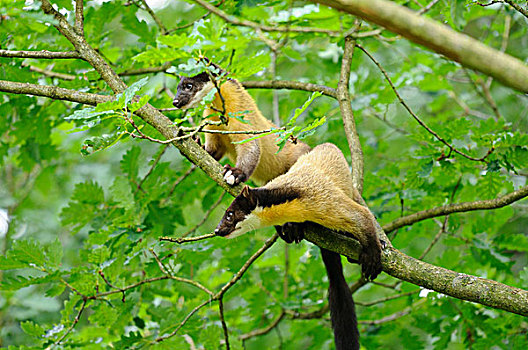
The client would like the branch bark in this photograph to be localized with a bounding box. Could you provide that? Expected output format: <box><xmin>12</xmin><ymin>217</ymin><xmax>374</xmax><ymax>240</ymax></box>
<box><xmin>303</xmin><ymin>225</ymin><xmax>528</xmax><ymax>317</ymax></box>
<box><xmin>0</xmin><ymin>80</ymin><xmax>110</xmax><ymax>105</ymax></box>
<box><xmin>383</xmin><ymin>185</ymin><xmax>528</xmax><ymax>233</ymax></box>
<box><xmin>337</xmin><ymin>35</ymin><xmax>363</xmax><ymax>193</ymax></box>
<box><xmin>311</xmin><ymin>0</ymin><xmax>528</xmax><ymax>93</ymax></box>
<box><xmin>242</xmin><ymin>80</ymin><xmax>337</xmax><ymax>99</ymax></box>
<box><xmin>0</xmin><ymin>50</ymin><xmax>81</xmax><ymax>59</ymax></box>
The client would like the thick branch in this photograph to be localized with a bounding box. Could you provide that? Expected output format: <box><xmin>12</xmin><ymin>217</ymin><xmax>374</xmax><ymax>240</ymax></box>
<box><xmin>337</xmin><ymin>35</ymin><xmax>363</xmax><ymax>193</ymax></box>
<box><xmin>242</xmin><ymin>80</ymin><xmax>337</xmax><ymax>98</ymax></box>
<box><xmin>74</xmin><ymin>0</ymin><xmax>84</xmax><ymax>35</ymax></box>
<box><xmin>303</xmin><ymin>226</ymin><xmax>528</xmax><ymax>316</ymax></box>
<box><xmin>383</xmin><ymin>185</ymin><xmax>528</xmax><ymax>233</ymax></box>
<box><xmin>0</xmin><ymin>80</ymin><xmax>110</xmax><ymax>105</ymax></box>
<box><xmin>0</xmin><ymin>50</ymin><xmax>80</xmax><ymax>59</ymax></box>
<box><xmin>311</xmin><ymin>0</ymin><xmax>528</xmax><ymax>93</ymax></box>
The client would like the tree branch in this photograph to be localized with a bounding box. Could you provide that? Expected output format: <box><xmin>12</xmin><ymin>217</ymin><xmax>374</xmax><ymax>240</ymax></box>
<box><xmin>383</xmin><ymin>185</ymin><xmax>528</xmax><ymax>233</ymax></box>
<box><xmin>338</xmin><ymin>34</ymin><xmax>363</xmax><ymax>193</ymax></box>
<box><xmin>0</xmin><ymin>80</ymin><xmax>110</xmax><ymax>105</ymax></box>
<box><xmin>242</xmin><ymin>80</ymin><xmax>337</xmax><ymax>99</ymax></box>
<box><xmin>303</xmin><ymin>226</ymin><xmax>528</xmax><ymax>316</ymax></box>
<box><xmin>0</xmin><ymin>49</ymin><xmax>81</xmax><ymax>59</ymax></box>
<box><xmin>311</xmin><ymin>0</ymin><xmax>528</xmax><ymax>93</ymax></box>
<box><xmin>74</xmin><ymin>0</ymin><xmax>84</xmax><ymax>35</ymax></box>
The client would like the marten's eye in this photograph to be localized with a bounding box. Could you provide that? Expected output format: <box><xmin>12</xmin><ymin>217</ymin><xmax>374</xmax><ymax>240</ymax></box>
<box><xmin>226</xmin><ymin>211</ymin><xmax>234</xmax><ymax>222</ymax></box>
<box><xmin>185</xmin><ymin>83</ymin><xmax>193</xmax><ymax>90</ymax></box>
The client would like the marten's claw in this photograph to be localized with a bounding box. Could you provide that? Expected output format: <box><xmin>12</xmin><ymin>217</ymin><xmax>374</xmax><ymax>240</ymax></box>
<box><xmin>276</xmin><ymin>222</ymin><xmax>305</xmax><ymax>244</ymax></box>
<box><xmin>359</xmin><ymin>246</ymin><xmax>382</xmax><ymax>281</ymax></box>
<box><xmin>223</xmin><ymin>164</ymin><xmax>247</xmax><ymax>185</ymax></box>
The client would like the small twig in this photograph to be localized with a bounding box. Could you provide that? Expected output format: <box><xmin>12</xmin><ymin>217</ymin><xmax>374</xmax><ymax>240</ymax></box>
<box><xmin>358</xmin><ymin>301</ymin><xmax>425</xmax><ymax>325</ymax></box>
<box><xmin>168</xmin><ymin>165</ymin><xmax>197</xmax><ymax>197</ymax></box>
<box><xmin>239</xmin><ymin>311</ymin><xmax>286</xmax><ymax>341</ymax></box>
<box><xmin>181</xmin><ymin>192</ymin><xmax>226</xmax><ymax>237</ymax></box>
<box><xmin>419</xmin><ymin>177</ymin><xmax>461</xmax><ymax>259</ymax></box>
<box><xmin>216</xmin><ymin>233</ymin><xmax>279</xmax><ymax>298</ymax></box>
<box><xmin>46</xmin><ymin>298</ymin><xmax>88</xmax><ymax>349</ymax></box>
<box><xmin>242</xmin><ymin>80</ymin><xmax>337</xmax><ymax>99</ymax></box>
<box><xmin>357</xmin><ymin>44</ymin><xmax>492</xmax><ymax>163</ymax></box>
<box><xmin>95</xmin><ymin>275</ymin><xmax>213</xmax><ymax>298</ymax></box>
<box><xmin>447</xmin><ymin>91</ymin><xmax>494</xmax><ymax>120</ymax></box>
<box><xmin>474</xmin><ymin>0</ymin><xmax>528</xmax><ymax>19</ymax></box>
<box><xmin>218</xmin><ymin>299</ymin><xmax>230</xmax><ymax>349</ymax></box>
<box><xmin>181</xmin><ymin>127</ymin><xmax>285</xmax><ymax>135</ymax></box>
<box><xmin>417</xmin><ymin>0</ymin><xmax>441</xmax><ymax>14</ymax></box>
<box><xmin>119</xmin><ymin>62</ymin><xmax>172</xmax><ymax>76</ymax></box>
<box><xmin>135</xmin><ymin>145</ymin><xmax>170</xmax><ymax>193</ymax></box>
<box><xmin>159</xmin><ymin>232</ymin><xmax>216</xmax><ymax>244</ymax></box>
<box><xmin>139</xmin><ymin>0</ymin><xmax>168</xmax><ymax>34</ymax></box>
<box><xmin>169</xmin><ymin>12</ymin><xmax>212</xmax><ymax>32</ymax></box>
<box><xmin>24</xmin><ymin>65</ymin><xmax>77</xmax><ymax>81</ymax></box>
<box><xmin>356</xmin><ymin>290</ymin><xmax>419</xmax><ymax>307</ymax></box>
<box><xmin>155</xmin><ymin>299</ymin><xmax>213</xmax><ymax>343</ymax></box>
<box><xmin>98</xmin><ymin>270</ymin><xmax>126</xmax><ymax>302</ymax></box>
<box><xmin>150</xmin><ymin>248</ymin><xmax>171</xmax><ymax>275</ymax></box>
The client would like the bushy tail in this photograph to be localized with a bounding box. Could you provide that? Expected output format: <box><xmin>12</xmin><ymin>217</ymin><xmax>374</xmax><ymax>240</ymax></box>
<box><xmin>320</xmin><ymin>248</ymin><xmax>359</xmax><ymax>350</ymax></box>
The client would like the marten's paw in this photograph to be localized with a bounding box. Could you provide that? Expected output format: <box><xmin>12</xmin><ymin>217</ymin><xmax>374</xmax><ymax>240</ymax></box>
<box><xmin>192</xmin><ymin>134</ymin><xmax>203</xmax><ymax>147</ymax></box>
<box><xmin>223</xmin><ymin>164</ymin><xmax>247</xmax><ymax>185</ymax></box>
<box><xmin>276</xmin><ymin>222</ymin><xmax>305</xmax><ymax>244</ymax></box>
<box><xmin>359</xmin><ymin>244</ymin><xmax>382</xmax><ymax>281</ymax></box>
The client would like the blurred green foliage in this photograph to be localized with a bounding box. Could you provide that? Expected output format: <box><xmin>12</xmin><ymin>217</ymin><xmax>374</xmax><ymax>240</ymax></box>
<box><xmin>0</xmin><ymin>0</ymin><xmax>527</xmax><ymax>349</ymax></box>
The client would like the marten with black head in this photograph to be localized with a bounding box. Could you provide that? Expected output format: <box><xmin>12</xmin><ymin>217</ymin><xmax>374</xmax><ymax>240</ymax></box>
<box><xmin>215</xmin><ymin>143</ymin><xmax>383</xmax><ymax>350</ymax></box>
<box><xmin>172</xmin><ymin>64</ymin><xmax>311</xmax><ymax>186</ymax></box>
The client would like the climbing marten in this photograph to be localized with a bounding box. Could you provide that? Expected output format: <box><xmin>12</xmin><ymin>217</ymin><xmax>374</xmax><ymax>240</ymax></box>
<box><xmin>172</xmin><ymin>66</ymin><xmax>311</xmax><ymax>186</ymax></box>
<box><xmin>215</xmin><ymin>143</ymin><xmax>383</xmax><ymax>350</ymax></box>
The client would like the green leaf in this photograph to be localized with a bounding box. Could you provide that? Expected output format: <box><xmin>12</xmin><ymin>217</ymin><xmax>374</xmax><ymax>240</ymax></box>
<box><xmin>110</xmin><ymin>176</ymin><xmax>135</xmax><ymax>210</ymax></box>
<box><xmin>20</xmin><ymin>321</ymin><xmax>44</xmax><ymax>337</ymax></box>
<box><xmin>9</xmin><ymin>240</ymin><xmax>46</xmax><ymax>269</ymax></box>
<box><xmin>121</xmin><ymin>146</ymin><xmax>142</xmax><ymax>180</ymax></box>
<box><xmin>286</xmin><ymin>91</ymin><xmax>323</xmax><ymax>127</ymax></box>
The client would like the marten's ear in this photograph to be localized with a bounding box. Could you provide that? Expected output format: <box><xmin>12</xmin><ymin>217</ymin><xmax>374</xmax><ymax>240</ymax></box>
<box><xmin>241</xmin><ymin>185</ymin><xmax>251</xmax><ymax>198</ymax></box>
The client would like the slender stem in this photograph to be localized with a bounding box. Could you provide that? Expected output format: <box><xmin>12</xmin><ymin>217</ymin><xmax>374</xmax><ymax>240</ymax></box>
<box><xmin>383</xmin><ymin>185</ymin><xmax>528</xmax><ymax>233</ymax></box>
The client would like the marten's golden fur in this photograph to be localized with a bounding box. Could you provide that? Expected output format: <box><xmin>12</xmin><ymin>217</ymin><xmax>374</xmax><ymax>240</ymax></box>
<box><xmin>174</xmin><ymin>74</ymin><xmax>310</xmax><ymax>185</ymax></box>
<box><xmin>215</xmin><ymin>143</ymin><xmax>382</xmax><ymax>280</ymax></box>
<box><xmin>204</xmin><ymin>80</ymin><xmax>310</xmax><ymax>185</ymax></box>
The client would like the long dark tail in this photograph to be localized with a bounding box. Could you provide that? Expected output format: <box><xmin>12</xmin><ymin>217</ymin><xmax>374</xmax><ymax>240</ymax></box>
<box><xmin>320</xmin><ymin>248</ymin><xmax>359</xmax><ymax>350</ymax></box>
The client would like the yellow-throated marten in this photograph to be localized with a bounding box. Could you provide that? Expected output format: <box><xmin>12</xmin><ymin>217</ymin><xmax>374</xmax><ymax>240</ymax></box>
<box><xmin>215</xmin><ymin>143</ymin><xmax>383</xmax><ymax>350</ymax></box>
<box><xmin>173</xmin><ymin>65</ymin><xmax>311</xmax><ymax>186</ymax></box>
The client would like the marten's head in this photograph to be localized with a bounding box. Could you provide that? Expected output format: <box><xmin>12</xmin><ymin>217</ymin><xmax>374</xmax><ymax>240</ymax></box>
<box><xmin>215</xmin><ymin>186</ymin><xmax>260</xmax><ymax>239</ymax></box>
<box><xmin>172</xmin><ymin>72</ymin><xmax>215</xmax><ymax>109</ymax></box>
<box><xmin>172</xmin><ymin>61</ymin><xmax>225</xmax><ymax>109</ymax></box>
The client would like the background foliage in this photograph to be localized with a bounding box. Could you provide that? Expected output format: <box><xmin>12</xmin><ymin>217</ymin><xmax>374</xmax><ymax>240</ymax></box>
<box><xmin>1</xmin><ymin>0</ymin><xmax>527</xmax><ymax>349</ymax></box>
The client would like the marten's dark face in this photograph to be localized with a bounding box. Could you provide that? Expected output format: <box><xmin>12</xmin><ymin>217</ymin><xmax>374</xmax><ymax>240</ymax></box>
<box><xmin>215</xmin><ymin>187</ymin><xmax>260</xmax><ymax>238</ymax></box>
<box><xmin>172</xmin><ymin>72</ymin><xmax>214</xmax><ymax>109</ymax></box>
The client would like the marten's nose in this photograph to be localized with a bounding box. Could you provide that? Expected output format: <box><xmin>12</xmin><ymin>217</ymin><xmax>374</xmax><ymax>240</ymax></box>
<box><xmin>172</xmin><ymin>98</ymin><xmax>181</xmax><ymax>108</ymax></box>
